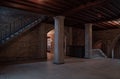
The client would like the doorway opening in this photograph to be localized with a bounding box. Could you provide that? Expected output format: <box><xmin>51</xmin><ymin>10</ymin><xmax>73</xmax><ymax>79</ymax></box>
<box><xmin>111</xmin><ymin>34</ymin><xmax>120</xmax><ymax>59</ymax></box>
<box><xmin>113</xmin><ymin>39</ymin><xmax>120</xmax><ymax>59</ymax></box>
<box><xmin>47</xmin><ymin>29</ymin><xmax>54</xmax><ymax>60</ymax></box>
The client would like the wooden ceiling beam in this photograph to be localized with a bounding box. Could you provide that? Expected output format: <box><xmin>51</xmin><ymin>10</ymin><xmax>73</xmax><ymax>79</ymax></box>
<box><xmin>77</xmin><ymin>11</ymin><xmax>98</xmax><ymax>22</ymax></box>
<box><xmin>110</xmin><ymin>21</ymin><xmax>120</xmax><ymax>28</ymax></box>
<box><xmin>63</xmin><ymin>0</ymin><xmax>107</xmax><ymax>16</ymax></box>
<box><xmin>97</xmin><ymin>23</ymin><xmax>109</xmax><ymax>27</ymax></box>
<box><xmin>73</xmin><ymin>14</ymin><xmax>95</xmax><ymax>22</ymax></box>
<box><xmin>66</xmin><ymin>17</ymin><xmax>86</xmax><ymax>23</ymax></box>
<box><xmin>98</xmin><ymin>22</ymin><xmax>119</xmax><ymax>29</ymax></box>
<box><xmin>101</xmin><ymin>6</ymin><xmax>116</xmax><ymax>17</ymax></box>
<box><xmin>79</xmin><ymin>8</ymin><xmax>109</xmax><ymax>23</ymax></box>
<box><xmin>54</xmin><ymin>0</ymin><xmax>73</xmax><ymax>7</ymax></box>
<box><xmin>93</xmin><ymin>16</ymin><xmax>120</xmax><ymax>24</ymax></box>
<box><xmin>76</xmin><ymin>8</ymin><xmax>112</xmax><ymax>24</ymax></box>
<box><xmin>23</xmin><ymin>0</ymin><xmax>68</xmax><ymax>11</ymax></box>
<box><xmin>93</xmin><ymin>24</ymin><xmax>107</xmax><ymax>29</ymax></box>
<box><xmin>5</xmin><ymin>0</ymin><xmax>62</xmax><ymax>13</ymax></box>
<box><xmin>109</xmin><ymin>1</ymin><xmax>120</xmax><ymax>14</ymax></box>
<box><xmin>26</xmin><ymin>0</ymin><xmax>71</xmax><ymax>9</ymax></box>
<box><xmin>93</xmin><ymin>8</ymin><xmax>111</xmax><ymax>19</ymax></box>
<box><xmin>107</xmin><ymin>21</ymin><xmax>116</xmax><ymax>26</ymax></box>
<box><xmin>68</xmin><ymin>15</ymin><xmax>93</xmax><ymax>23</ymax></box>
<box><xmin>102</xmin><ymin>22</ymin><xmax>113</xmax><ymax>26</ymax></box>
<box><xmin>0</xmin><ymin>1</ymin><xmax>55</xmax><ymax>16</ymax></box>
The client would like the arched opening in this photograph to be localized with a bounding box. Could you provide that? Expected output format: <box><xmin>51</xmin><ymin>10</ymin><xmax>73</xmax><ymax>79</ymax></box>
<box><xmin>114</xmin><ymin>39</ymin><xmax>120</xmax><ymax>59</ymax></box>
<box><xmin>47</xmin><ymin>29</ymin><xmax>54</xmax><ymax>60</ymax></box>
<box><xmin>46</xmin><ymin>29</ymin><xmax>68</xmax><ymax>61</ymax></box>
<box><xmin>111</xmin><ymin>34</ymin><xmax>120</xmax><ymax>59</ymax></box>
<box><xmin>93</xmin><ymin>40</ymin><xmax>106</xmax><ymax>53</ymax></box>
<box><xmin>93</xmin><ymin>40</ymin><xmax>103</xmax><ymax>49</ymax></box>
<box><xmin>92</xmin><ymin>40</ymin><xmax>107</xmax><ymax>58</ymax></box>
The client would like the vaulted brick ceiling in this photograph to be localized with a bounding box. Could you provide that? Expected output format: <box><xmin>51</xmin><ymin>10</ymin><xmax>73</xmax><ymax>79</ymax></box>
<box><xmin>0</xmin><ymin>0</ymin><xmax>120</xmax><ymax>30</ymax></box>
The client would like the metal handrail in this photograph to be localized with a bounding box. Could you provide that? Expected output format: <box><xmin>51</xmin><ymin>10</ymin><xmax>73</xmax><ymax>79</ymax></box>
<box><xmin>0</xmin><ymin>15</ymin><xmax>44</xmax><ymax>44</ymax></box>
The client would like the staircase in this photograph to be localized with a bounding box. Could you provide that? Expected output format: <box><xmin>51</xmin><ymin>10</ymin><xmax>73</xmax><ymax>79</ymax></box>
<box><xmin>0</xmin><ymin>15</ymin><xmax>46</xmax><ymax>45</ymax></box>
<box><xmin>92</xmin><ymin>49</ymin><xmax>107</xmax><ymax>59</ymax></box>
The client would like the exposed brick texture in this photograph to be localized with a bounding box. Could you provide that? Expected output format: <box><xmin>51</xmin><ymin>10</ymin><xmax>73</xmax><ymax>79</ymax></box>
<box><xmin>3</xmin><ymin>22</ymin><xmax>118</xmax><ymax>61</ymax></box>
<box><xmin>72</xmin><ymin>28</ymin><xmax>85</xmax><ymax>46</ymax></box>
<box><xmin>0</xmin><ymin>24</ymin><xmax>47</xmax><ymax>62</ymax></box>
<box><xmin>0</xmin><ymin>23</ymin><xmax>73</xmax><ymax>62</ymax></box>
<box><xmin>93</xmin><ymin>29</ymin><xmax>120</xmax><ymax>58</ymax></box>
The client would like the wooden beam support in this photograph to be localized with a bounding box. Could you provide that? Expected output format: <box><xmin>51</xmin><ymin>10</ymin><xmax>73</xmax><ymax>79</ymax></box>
<box><xmin>66</xmin><ymin>17</ymin><xmax>86</xmax><ymax>23</ymax></box>
<box><xmin>101</xmin><ymin>6</ymin><xmax>116</xmax><ymax>17</ymax></box>
<box><xmin>77</xmin><ymin>11</ymin><xmax>97</xmax><ymax>22</ymax></box>
<box><xmin>25</xmin><ymin>0</ymin><xmax>71</xmax><ymax>10</ymax></box>
<box><xmin>0</xmin><ymin>1</ymin><xmax>55</xmax><ymax>16</ymax></box>
<box><xmin>94</xmin><ymin>24</ymin><xmax>107</xmax><ymax>29</ymax></box>
<box><xmin>5</xmin><ymin>0</ymin><xmax>63</xmax><ymax>14</ymax></box>
<box><xmin>63</xmin><ymin>0</ymin><xmax>106</xmax><ymax>16</ymax></box>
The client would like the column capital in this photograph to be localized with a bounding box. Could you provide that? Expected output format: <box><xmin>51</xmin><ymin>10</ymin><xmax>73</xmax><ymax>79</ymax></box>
<box><xmin>53</xmin><ymin>16</ymin><xmax>65</xmax><ymax>20</ymax></box>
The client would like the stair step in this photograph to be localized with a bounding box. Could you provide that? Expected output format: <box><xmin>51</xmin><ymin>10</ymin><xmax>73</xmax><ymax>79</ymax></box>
<box><xmin>0</xmin><ymin>16</ymin><xmax>46</xmax><ymax>45</ymax></box>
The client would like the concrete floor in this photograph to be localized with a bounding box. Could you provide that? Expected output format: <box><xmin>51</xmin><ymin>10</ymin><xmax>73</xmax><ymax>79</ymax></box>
<box><xmin>0</xmin><ymin>58</ymin><xmax>120</xmax><ymax>79</ymax></box>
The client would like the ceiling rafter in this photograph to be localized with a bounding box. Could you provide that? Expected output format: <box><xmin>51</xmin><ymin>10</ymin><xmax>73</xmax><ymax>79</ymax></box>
<box><xmin>73</xmin><ymin>14</ymin><xmax>95</xmax><ymax>22</ymax></box>
<box><xmin>5</xmin><ymin>0</ymin><xmax>63</xmax><ymax>13</ymax></box>
<box><xmin>93</xmin><ymin>8</ymin><xmax>111</xmax><ymax>19</ymax></box>
<box><xmin>69</xmin><ymin>16</ymin><xmax>94</xmax><ymax>23</ymax></box>
<box><xmin>1</xmin><ymin>0</ymin><xmax>120</xmax><ymax>30</ymax></box>
<box><xmin>102</xmin><ymin>6</ymin><xmax>116</xmax><ymax>17</ymax></box>
<box><xmin>0</xmin><ymin>1</ymin><xmax>55</xmax><ymax>16</ymax></box>
<box><xmin>94</xmin><ymin>24</ymin><xmax>107</xmax><ymax>29</ymax></box>
<box><xmin>77</xmin><ymin>11</ymin><xmax>99</xmax><ymax>22</ymax></box>
<box><xmin>67</xmin><ymin>17</ymin><xmax>86</xmax><ymax>23</ymax></box>
<box><xmin>63</xmin><ymin>0</ymin><xmax>107</xmax><ymax>16</ymax></box>
<box><xmin>25</xmin><ymin>0</ymin><xmax>71</xmax><ymax>10</ymax></box>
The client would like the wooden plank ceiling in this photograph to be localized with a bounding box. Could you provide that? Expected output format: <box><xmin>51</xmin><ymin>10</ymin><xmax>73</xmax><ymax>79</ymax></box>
<box><xmin>0</xmin><ymin>0</ymin><xmax>120</xmax><ymax>30</ymax></box>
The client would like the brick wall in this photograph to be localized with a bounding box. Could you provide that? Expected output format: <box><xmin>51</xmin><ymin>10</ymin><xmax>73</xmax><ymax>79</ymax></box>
<box><xmin>70</xmin><ymin>27</ymin><xmax>120</xmax><ymax>58</ymax></box>
<box><xmin>0</xmin><ymin>23</ymin><xmax>47</xmax><ymax>62</ymax></box>
<box><xmin>72</xmin><ymin>28</ymin><xmax>85</xmax><ymax>46</ymax></box>
<box><xmin>0</xmin><ymin>23</ymin><xmax>74</xmax><ymax>62</ymax></box>
<box><xmin>93</xmin><ymin>29</ymin><xmax>120</xmax><ymax>41</ymax></box>
<box><xmin>93</xmin><ymin>28</ymin><xmax>120</xmax><ymax>57</ymax></box>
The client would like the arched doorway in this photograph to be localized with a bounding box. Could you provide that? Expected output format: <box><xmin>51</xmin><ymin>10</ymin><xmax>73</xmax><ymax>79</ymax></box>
<box><xmin>47</xmin><ymin>29</ymin><xmax>54</xmax><ymax>60</ymax></box>
<box><xmin>114</xmin><ymin>39</ymin><xmax>120</xmax><ymax>59</ymax></box>
<box><xmin>93</xmin><ymin>40</ymin><xmax>106</xmax><ymax>53</ymax></box>
<box><xmin>46</xmin><ymin>29</ymin><xmax>67</xmax><ymax>60</ymax></box>
<box><xmin>111</xmin><ymin>34</ymin><xmax>120</xmax><ymax>59</ymax></box>
<box><xmin>93</xmin><ymin>40</ymin><xmax>103</xmax><ymax>49</ymax></box>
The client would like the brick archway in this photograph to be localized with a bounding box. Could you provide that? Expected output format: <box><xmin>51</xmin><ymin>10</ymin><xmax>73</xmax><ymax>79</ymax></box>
<box><xmin>93</xmin><ymin>40</ymin><xmax>103</xmax><ymax>49</ymax></box>
<box><xmin>93</xmin><ymin>40</ymin><xmax>106</xmax><ymax>52</ymax></box>
<box><xmin>46</xmin><ymin>25</ymin><xmax>54</xmax><ymax>33</ymax></box>
<box><xmin>111</xmin><ymin>34</ymin><xmax>120</xmax><ymax>59</ymax></box>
